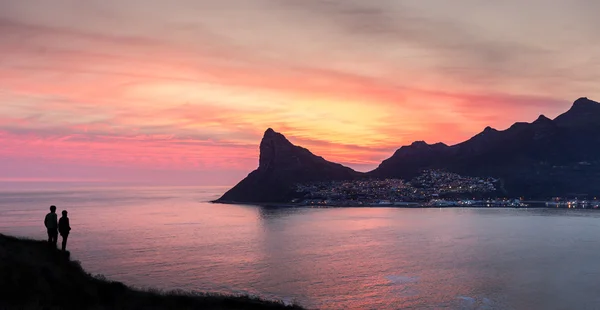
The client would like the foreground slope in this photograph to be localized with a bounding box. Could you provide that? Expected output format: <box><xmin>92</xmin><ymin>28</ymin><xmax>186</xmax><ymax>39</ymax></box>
<box><xmin>217</xmin><ymin>128</ymin><xmax>361</xmax><ymax>203</ymax></box>
<box><xmin>0</xmin><ymin>234</ymin><xmax>303</xmax><ymax>310</ymax></box>
<box><xmin>371</xmin><ymin>97</ymin><xmax>600</xmax><ymax>198</ymax></box>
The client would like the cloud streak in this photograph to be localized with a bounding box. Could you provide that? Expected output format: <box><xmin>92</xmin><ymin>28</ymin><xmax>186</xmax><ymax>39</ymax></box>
<box><xmin>0</xmin><ymin>0</ymin><xmax>599</xmax><ymax>183</ymax></box>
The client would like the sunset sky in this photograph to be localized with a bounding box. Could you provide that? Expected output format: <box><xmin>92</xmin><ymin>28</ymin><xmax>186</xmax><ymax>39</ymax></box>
<box><xmin>1</xmin><ymin>0</ymin><xmax>600</xmax><ymax>185</ymax></box>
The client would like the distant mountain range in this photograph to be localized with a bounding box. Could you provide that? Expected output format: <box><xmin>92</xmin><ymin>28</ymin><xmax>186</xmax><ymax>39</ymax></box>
<box><xmin>216</xmin><ymin>97</ymin><xmax>600</xmax><ymax>203</ymax></box>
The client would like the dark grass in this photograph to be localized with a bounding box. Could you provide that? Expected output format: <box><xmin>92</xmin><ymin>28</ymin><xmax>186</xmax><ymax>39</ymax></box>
<box><xmin>0</xmin><ymin>233</ymin><xmax>306</xmax><ymax>310</ymax></box>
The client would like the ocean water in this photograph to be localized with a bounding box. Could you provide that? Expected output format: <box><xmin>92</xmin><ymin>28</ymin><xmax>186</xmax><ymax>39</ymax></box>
<box><xmin>1</xmin><ymin>186</ymin><xmax>600</xmax><ymax>309</ymax></box>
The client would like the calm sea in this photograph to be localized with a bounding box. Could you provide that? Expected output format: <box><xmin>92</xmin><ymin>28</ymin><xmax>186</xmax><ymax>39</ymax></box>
<box><xmin>1</xmin><ymin>186</ymin><xmax>600</xmax><ymax>309</ymax></box>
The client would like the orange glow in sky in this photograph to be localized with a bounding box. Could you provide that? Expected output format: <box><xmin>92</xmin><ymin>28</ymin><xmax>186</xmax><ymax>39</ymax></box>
<box><xmin>1</xmin><ymin>1</ymin><xmax>599</xmax><ymax>185</ymax></box>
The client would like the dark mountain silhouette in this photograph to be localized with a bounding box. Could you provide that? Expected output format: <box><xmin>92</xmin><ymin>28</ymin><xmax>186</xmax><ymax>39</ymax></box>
<box><xmin>218</xmin><ymin>98</ymin><xmax>600</xmax><ymax>202</ymax></box>
<box><xmin>554</xmin><ymin>97</ymin><xmax>600</xmax><ymax>128</ymax></box>
<box><xmin>371</xmin><ymin>97</ymin><xmax>600</xmax><ymax>198</ymax></box>
<box><xmin>216</xmin><ymin>128</ymin><xmax>361</xmax><ymax>203</ymax></box>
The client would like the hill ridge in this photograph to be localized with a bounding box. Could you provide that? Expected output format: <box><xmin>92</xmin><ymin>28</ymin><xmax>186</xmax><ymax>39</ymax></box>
<box><xmin>218</xmin><ymin>97</ymin><xmax>600</xmax><ymax>201</ymax></box>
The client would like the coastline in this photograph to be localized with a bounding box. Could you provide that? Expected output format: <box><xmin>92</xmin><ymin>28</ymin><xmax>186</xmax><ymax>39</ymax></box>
<box><xmin>212</xmin><ymin>200</ymin><xmax>544</xmax><ymax>209</ymax></box>
<box><xmin>0</xmin><ymin>233</ymin><xmax>304</xmax><ymax>310</ymax></box>
<box><xmin>213</xmin><ymin>199</ymin><xmax>599</xmax><ymax>209</ymax></box>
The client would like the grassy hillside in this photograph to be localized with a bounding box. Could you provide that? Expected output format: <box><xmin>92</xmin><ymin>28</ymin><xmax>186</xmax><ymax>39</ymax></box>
<box><xmin>0</xmin><ymin>233</ymin><xmax>305</xmax><ymax>310</ymax></box>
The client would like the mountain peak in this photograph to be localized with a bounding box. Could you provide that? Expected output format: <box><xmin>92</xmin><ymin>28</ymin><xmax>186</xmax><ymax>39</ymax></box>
<box><xmin>259</xmin><ymin>128</ymin><xmax>294</xmax><ymax>169</ymax></box>
<box><xmin>572</xmin><ymin>97</ymin><xmax>599</xmax><ymax>107</ymax></box>
<box><xmin>405</xmin><ymin>141</ymin><xmax>449</xmax><ymax>150</ymax></box>
<box><xmin>535</xmin><ymin>114</ymin><xmax>550</xmax><ymax>122</ymax></box>
<box><xmin>218</xmin><ymin>128</ymin><xmax>359</xmax><ymax>203</ymax></box>
<box><xmin>532</xmin><ymin>115</ymin><xmax>555</xmax><ymax>127</ymax></box>
<box><xmin>263</xmin><ymin>128</ymin><xmax>285</xmax><ymax>140</ymax></box>
<box><xmin>410</xmin><ymin>141</ymin><xmax>429</xmax><ymax>147</ymax></box>
<box><xmin>531</xmin><ymin>115</ymin><xmax>555</xmax><ymax>132</ymax></box>
<box><xmin>554</xmin><ymin>97</ymin><xmax>600</xmax><ymax>128</ymax></box>
<box><xmin>261</xmin><ymin>128</ymin><xmax>292</xmax><ymax>144</ymax></box>
<box><xmin>483</xmin><ymin>126</ymin><xmax>498</xmax><ymax>133</ymax></box>
<box><xmin>569</xmin><ymin>97</ymin><xmax>600</xmax><ymax>112</ymax></box>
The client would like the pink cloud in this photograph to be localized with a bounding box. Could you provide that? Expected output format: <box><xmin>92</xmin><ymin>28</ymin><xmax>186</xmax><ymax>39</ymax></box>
<box><xmin>0</xmin><ymin>4</ymin><xmax>596</xmax><ymax>184</ymax></box>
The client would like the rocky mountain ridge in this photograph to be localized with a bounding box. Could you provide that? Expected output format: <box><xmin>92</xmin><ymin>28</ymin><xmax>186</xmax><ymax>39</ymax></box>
<box><xmin>217</xmin><ymin>128</ymin><xmax>360</xmax><ymax>203</ymax></box>
<box><xmin>217</xmin><ymin>97</ymin><xmax>600</xmax><ymax>202</ymax></box>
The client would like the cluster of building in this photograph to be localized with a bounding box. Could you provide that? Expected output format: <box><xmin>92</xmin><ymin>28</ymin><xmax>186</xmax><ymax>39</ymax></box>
<box><xmin>293</xmin><ymin>170</ymin><xmax>499</xmax><ymax>206</ymax></box>
<box><xmin>412</xmin><ymin>170</ymin><xmax>498</xmax><ymax>196</ymax></box>
<box><xmin>545</xmin><ymin>199</ymin><xmax>600</xmax><ymax>209</ymax></box>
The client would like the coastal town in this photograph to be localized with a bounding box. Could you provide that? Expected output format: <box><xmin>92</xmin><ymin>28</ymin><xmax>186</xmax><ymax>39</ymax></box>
<box><xmin>293</xmin><ymin>169</ymin><xmax>600</xmax><ymax>208</ymax></box>
<box><xmin>293</xmin><ymin>169</ymin><xmax>502</xmax><ymax>206</ymax></box>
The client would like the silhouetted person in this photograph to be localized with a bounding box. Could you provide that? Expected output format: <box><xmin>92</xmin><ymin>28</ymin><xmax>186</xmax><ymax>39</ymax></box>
<box><xmin>58</xmin><ymin>210</ymin><xmax>71</xmax><ymax>251</ymax></box>
<box><xmin>44</xmin><ymin>205</ymin><xmax>58</xmax><ymax>247</ymax></box>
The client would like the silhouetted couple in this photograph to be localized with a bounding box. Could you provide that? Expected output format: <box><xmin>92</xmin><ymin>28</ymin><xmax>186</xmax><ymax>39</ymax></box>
<box><xmin>44</xmin><ymin>205</ymin><xmax>71</xmax><ymax>251</ymax></box>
